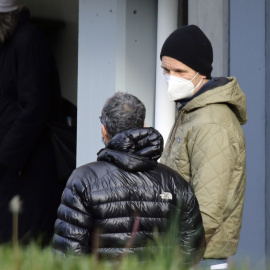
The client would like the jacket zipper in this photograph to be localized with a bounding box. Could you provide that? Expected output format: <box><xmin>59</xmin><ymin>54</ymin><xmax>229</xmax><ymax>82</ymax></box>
<box><xmin>167</xmin><ymin>109</ymin><xmax>185</xmax><ymax>157</ymax></box>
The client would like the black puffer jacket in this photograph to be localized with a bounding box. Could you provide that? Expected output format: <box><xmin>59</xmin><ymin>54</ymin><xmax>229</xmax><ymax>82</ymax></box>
<box><xmin>53</xmin><ymin>128</ymin><xmax>205</xmax><ymax>261</ymax></box>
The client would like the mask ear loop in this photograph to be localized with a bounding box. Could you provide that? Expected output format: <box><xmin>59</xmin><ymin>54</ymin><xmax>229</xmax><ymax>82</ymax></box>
<box><xmin>190</xmin><ymin>72</ymin><xmax>199</xmax><ymax>81</ymax></box>
<box><xmin>194</xmin><ymin>77</ymin><xmax>204</xmax><ymax>91</ymax></box>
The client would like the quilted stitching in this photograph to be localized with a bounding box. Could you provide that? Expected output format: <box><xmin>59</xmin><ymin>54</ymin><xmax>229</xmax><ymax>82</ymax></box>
<box><xmin>161</xmin><ymin>77</ymin><xmax>246</xmax><ymax>258</ymax></box>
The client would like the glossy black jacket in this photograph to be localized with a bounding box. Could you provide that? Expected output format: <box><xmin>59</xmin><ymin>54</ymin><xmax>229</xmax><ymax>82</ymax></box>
<box><xmin>53</xmin><ymin>127</ymin><xmax>205</xmax><ymax>261</ymax></box>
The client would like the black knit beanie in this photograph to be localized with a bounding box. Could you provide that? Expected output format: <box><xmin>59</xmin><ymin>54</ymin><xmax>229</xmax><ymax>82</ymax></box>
<box><xmin>160</xmin><ymin>25</ymin><xmax>213</xmax><ymax>78</ymax></box>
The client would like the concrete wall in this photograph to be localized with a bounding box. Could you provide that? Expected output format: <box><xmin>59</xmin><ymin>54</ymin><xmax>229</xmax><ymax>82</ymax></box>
<box><xmin>125</xmin><ymin>1</ymin><xmax>157</xmax><ymax>128</ymax></box>
<box><xmin>188</xmin><ymin>0</ymin><xmax>229</xmax><ymax>77</ymax></box>
<box><xmin>77</xmin><ymin>0</ymin><xmax>120</xmax><ymax>167</ymax></box>
<box><xmin>77</xmin><ymin>0</ymin><xmax>157</xmax><ymax>167</ymax></box>
<box><xmin>19</xmin><ymin>0</ymin><xmax>78</xmax><ymax>105</ymax></box>
<box><xmin>154</xmin><ymin>0</ymin><xmax>178</xmax><ymax>145</ymax></box>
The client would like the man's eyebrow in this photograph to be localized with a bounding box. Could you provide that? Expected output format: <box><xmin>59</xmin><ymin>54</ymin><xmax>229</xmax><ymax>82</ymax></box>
<box><xmin>161</xmin><ymin>65</ymin><xmax>186</xmax><ymax>73</ymax></box>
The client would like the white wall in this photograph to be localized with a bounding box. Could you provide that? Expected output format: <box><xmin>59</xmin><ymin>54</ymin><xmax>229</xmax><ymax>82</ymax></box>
<box><xmin>77</xmin><ymin>0</ymin><xmax>157</xmax><ymax>167</ymax></box>
<box><xmin>77</xmin><ymin>0</ymin><xmax>120</xmax><ymax>167</ymax></box>
<box><xmin>154</xmin><ymin>0</ymin><xmax>178</xmax><ymax>144</ymax></box>
<box><xmin>19</xmin><ymin>0</ymin><xmax>78</xmax><ymax>105</ymax></box>
<box><xmin>125</xmin><ymin>0</ymin><xmax>157</xmax><ymax>128</ymax></box>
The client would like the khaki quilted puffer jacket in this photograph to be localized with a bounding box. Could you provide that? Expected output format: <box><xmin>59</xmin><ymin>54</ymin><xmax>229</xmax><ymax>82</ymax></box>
<box><xmin>160</xmin><ymin>77</ymin><xmax>247</xmax><ymax>259</ymax></box>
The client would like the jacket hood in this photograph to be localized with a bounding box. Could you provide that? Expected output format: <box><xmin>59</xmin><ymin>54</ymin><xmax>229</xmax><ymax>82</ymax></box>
<box><xmin>184</xmin><ymin>77</ymin><xmax>247</xmax><ymax>125</ymax></box>
<box><xmin>97</xmin><ymin>127</ymin><xmax>163</xmax><ymax>172</ymax></box>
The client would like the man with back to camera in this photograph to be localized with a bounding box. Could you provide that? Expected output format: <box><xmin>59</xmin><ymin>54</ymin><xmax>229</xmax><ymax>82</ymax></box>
<box><xmin>53</xmin><ymin>92</ymin><xmax>206</xmax><ymax>266</ymax></box>
<box><xmin>159</xmin><ymin>25</ymin><xmax>248</xmax><ymax>269</ymax></box>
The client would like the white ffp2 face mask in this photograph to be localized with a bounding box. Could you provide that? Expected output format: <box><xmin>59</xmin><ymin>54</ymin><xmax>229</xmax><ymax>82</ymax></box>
<box><xmin>165</xmin><ymin>73</ymin><xmax>203</xmax><ymax>101</ymax></box>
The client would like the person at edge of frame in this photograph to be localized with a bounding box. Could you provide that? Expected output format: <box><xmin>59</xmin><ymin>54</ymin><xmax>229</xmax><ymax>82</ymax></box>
<box><xmin>159</xmin><ymin>25</ymin><xmax>247</xmax><ymax>270</ymax></box>
<box><xmin>0</xmin><ymin>0</ymin><xmax>66</xmax><ymax>245</ymax></box>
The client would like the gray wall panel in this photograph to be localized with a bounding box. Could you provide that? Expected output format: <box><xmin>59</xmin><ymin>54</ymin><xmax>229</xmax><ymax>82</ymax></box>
<box><xmin>230</xmin><ymin>0</ymin><xmax>266</xmax><ymax>267</ymax></box>
<box><xmin>265</xmin><ymin>0</ymin><xmax>270</xmax><ymax>263</ymax></box>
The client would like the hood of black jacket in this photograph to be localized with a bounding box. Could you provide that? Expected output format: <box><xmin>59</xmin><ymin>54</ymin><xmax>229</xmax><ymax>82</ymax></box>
<box><xmin>97</xmin><ymin>127</ymin><xmax>164</xmax><ymax>172</ymax></box>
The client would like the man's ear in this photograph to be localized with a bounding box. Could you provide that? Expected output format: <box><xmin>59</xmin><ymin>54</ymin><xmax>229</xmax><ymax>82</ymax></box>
<box><xmin>102</xmin><ymin>125</ymin><xmax>110</xmax><ymax>143</ymax></box>
<box><xmin>102</xmin><ymin>124</ymin><xmax>107</xmax><ymax>139</ymax></box>
<box><xmin>144</xmin><ymin>122</ymin><xmax>146</xmax><ymax>127</ymax></box>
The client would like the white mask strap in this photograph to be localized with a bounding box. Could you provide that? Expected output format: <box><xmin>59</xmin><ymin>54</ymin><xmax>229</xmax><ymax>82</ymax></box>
<box><xmin>190</xmin><ymin>72</ymin><xmax>199</xmax><ymax>82</ymax></box>
<box><xmin>194</xmin><ymin>77</ymin><xmax>204</xmax><ymax>91</ymax></box>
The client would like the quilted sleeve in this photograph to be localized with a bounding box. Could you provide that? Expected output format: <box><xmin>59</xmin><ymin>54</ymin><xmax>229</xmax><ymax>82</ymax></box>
<box><xmin>53</xmin><ymin>172</ymin><xmax>93</xmax><ymax>255</ymax></box>
<box><xmin>188</xmin><ymin>123</ymin><xmax>235</xmax><ymax>245</ymax></box>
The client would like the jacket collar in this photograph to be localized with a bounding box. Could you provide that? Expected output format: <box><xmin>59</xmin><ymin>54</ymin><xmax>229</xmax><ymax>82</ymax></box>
<box><xmin>97</xmin><ymin>127</ymin><xmax>163</xmax><ymax>172</ymax></box>
<box><xmin>177</xmin><ymin>77</ymin><xmax>247</xmax><ymax>125</ymax></box>
<box><xmin>176</xmin><ymin>77</ymin><xmax>215</xmax><ymax>110</ymax></box>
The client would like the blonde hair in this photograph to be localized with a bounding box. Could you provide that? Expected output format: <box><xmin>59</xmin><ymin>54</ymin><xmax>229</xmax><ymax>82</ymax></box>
<box><xmin>0</xmin><ymin>5</ymin><xmax>26</xmax><ymax>43</ymax></box>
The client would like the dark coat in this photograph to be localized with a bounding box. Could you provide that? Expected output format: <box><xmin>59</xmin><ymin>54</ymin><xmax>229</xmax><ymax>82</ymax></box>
<box><xmin>53</xmin><ymin>128</ymin><xmax>205</xmax><ymax>263</ymax></box>
<box><xmin>0</xmin><ymin>8</ymin><xmax>65</xmax><ymax>244</ymax></box>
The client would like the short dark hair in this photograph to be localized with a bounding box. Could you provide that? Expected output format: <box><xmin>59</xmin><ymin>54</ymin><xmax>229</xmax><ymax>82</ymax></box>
<box><xmin>100</xmin><ymin>92</ymin><xmax>146</xmax><ymax>138</ymax></box>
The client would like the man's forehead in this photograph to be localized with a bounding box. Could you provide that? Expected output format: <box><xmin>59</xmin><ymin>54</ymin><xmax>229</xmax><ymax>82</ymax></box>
<box><xmin>161</xmin><ymin>56</ymin><xmax>190</xmax><ymax>71</ymax></box>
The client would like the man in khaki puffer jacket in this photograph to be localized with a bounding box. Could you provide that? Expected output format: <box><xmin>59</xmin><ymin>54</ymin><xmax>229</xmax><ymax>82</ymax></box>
<box><xmin>159</xmin><ymin>25</ymin><xmax>247</xmax><ymax>269</ymax></box>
